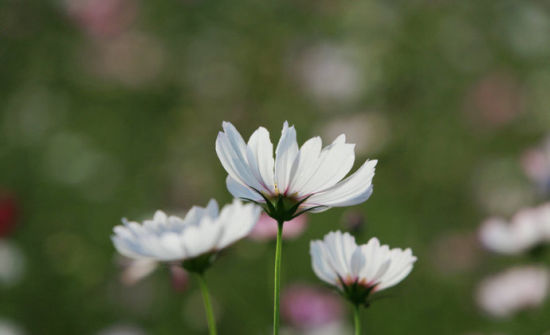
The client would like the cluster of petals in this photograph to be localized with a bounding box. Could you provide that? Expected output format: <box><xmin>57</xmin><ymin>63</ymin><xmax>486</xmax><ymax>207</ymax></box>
<box><xmin>476</xmin><ymin>266</ymin><xmax>550</xmax><ymax>318</ymax></box>
<box><xmin>112</xmin><ymin>199</ymin><xmax>260</xmax><ymax>262</ymax></box>
<box><xmin>479</xmin><ymin>203</ymin><xmax>550</xmax><ymax>255</ymax></box>
<box><xmin>310</xmin><ymin>231</ymin><xmax>416</xmax><ymax>293</ymax></box>
<box><xmin>215</xmin><ymin>121</ymin><xmax>377</xmax><ymax>213</ymax></box>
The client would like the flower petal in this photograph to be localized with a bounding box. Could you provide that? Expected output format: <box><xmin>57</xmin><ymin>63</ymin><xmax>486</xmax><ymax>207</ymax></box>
<box><xmin>275</xmin><ymin>121</ymin><xmax>299</xmax><ymax>195</ymax></box>
<box><xmin>247</xmin><ymin>127</ymin><xmax>276</xmax><ymax>194</ymax></box>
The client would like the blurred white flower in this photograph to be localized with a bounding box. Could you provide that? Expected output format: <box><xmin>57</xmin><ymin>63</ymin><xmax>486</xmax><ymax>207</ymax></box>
<box><xmin>97</xmin><ymin>323</ymin><xmax>146</xmax><ymax>335</ymax></box>
<box><xmin>216</xmin><ymin>121</ymin><xmax>377</xmax><ymax>218</ymax></box>
<box><xmin>112</xmin><ymin>199</ymin><xmax>260</xmax><ymax>264</ymax></box>
<box><xmin>295</xmin><ymin>44</ymin><xmax>363</xmax><ymax>104</ymax></box>
<box><xmin>476</xmin><ymin>266</ymin><xmax>549</xmax><ymax>318</ymax></box>
<box><xmin>310</xmin><ymin>231</ymin><xmax>416</xmax><ymax>304</ymax></box>
<box><xmin>119</xmin><ymin>258</ymin><xmax>158</xmax><ymax>286</ymax></box>
<box><xmin>319</xmin><ymin>113</ymin><xmax>391</xmax><ymax>156</ymax></box>
<box><xmin>0</xmin><ymin>318</ymin><xmax>24</xmax><ymax>335</ymax></box>
<box><xmin>479</xmin><ymin>203</ymin><xmax>550</xmax><ymax>255</ymax></box>
<box><xmin>0</xmin><ymin>240</ymin><xmax>25</xmax><ymax>287</ymax></box>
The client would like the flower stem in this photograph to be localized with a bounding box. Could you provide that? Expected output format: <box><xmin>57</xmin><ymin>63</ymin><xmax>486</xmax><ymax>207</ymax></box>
<box><xmin>354</xmin><ymin>303</ymin><xmax>361</xmax><ymax>335</ymax></box>
<box><xmin>273</xmin><ymin>220</ymin><xmax>284</xmax><ymax>335</ymax></box>
<box><xmin>197</xmin><ymin>273</ymin><xmax>217</xmax><ymax>335</ymax></box>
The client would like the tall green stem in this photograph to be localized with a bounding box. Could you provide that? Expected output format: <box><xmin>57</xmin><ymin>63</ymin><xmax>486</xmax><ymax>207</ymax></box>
<box><xmin>273</xmin><ymin>220</ymin><xmax>284</xmax><ymax>335</ymax></box>
<box><xmin>197</xmin><ymin>273</ymin><xmax>217</xmax><ymax>335</ymax></box>
<box><xmin>353</xmin><ymin>304</ymin><xmax>361</xmax><ymax>335</ymax></box>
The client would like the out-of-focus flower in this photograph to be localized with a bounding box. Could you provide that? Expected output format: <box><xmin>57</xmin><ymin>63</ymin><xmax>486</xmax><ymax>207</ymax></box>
<box><xmin>0</xmin><ymin>193</ymin><xmax>18</xmax><ymax>238</ymax></box>
<box><xmin>463</xmin><ymin>72</ymin><xmax>524</xmax><ymax>129</ymax></box>
<box><xmin>81</xmin><ymin>32</ymin><xmax>165</xmax><ymax>88</ymax></box>
<box><xmin>64</xmin><ymin>0</ymin><xmax>138</xmax><ymax>38</ymax></box>
<box><xmin>504</xmin><ymin>3</ymin><xmax>550</xmax><ymax>58</ymax></box>
<box><xmin>96</xmin><ymin>323</ymin><xmax>146</xmax><ymax>335</ymax></box>
<box><xmin>476</xmin><ymin>266</ymin><xmax>549</xmax><ymax>318</ymax></box>
<box><xmin>0</xmin><ymin>240</ymin><xmax>25</xmax><ymax>287</ymax></box>
<box><xmin>473</xmin><ymin>158</ymin><xmax>534</xmax><ymax>216</ymax></box>
<box><xmin>112</xmin><ymin>199</ymin><xmax>260</xmax><ymax>269</ymax></box>
<box><xmin>319</xmin><ymin>113</ymin><xmax>391</xmax><ymax>156</ymax></box>
<box><xmin>479</xmin><ymin>203</ymin><xmax>550</xmax><ymax>255</ymax></box>
<box><xmin>431</xmin><ymin>232</ymin><xmax>481</xmax><ymax>274</ymax></box>
<box><xmin>310</xmin><ymin>231</ymin><xmax>416</xmax><ymax>305</ymax></box>
<box><xmin>249</xmin><ymin>213</ymin><xmax>307</xmax><ymax>241</ymax></box>
<box><xmin>119</xmin><ymin>258</ymin><xmax>158</xmax><ymax>286</ymax></box>
<box><xmin>522</xmin><ymin>136</ymin><xmax>550</xmax><ymax>195</ymax></box>
<box><xmin>170</xmin><ymin>264</ymin><xmax>189</xmax><ymax>292</ymax></box>
<box><xmin>292</xmin><ymin>44</ymin><xmax>364</xmax><ymax>105</ymax></box>
<box><xmin>0</xmin><ymin>318</ymin><xmax>24</xmax><ymax>335</ymax></box>
<box><xmin>215</xmin><ymin>121</ymin><xmax>377</xmax><ymax>219</ymax></box>
<box><xmin>341</xmin><ymin>210</ymin><xmax>365</xmax><ymax>234</ymax></box>
<box><xmin>281</xmin><ymin>284</ymin><xmax>344</xmax><ymax>330</ymax></box>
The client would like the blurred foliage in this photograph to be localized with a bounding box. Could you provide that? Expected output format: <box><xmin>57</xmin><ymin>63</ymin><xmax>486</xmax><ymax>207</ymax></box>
<box><xmin>2</xmin><ymin>0</ymin><xmax>550</xmax><ymax>334</ymax></box>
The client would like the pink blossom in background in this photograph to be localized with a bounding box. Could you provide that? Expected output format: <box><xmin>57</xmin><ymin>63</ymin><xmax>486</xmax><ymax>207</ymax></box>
<box><xmin>476</xmin><ymin>266</ymin><xmax>549</xmax><ymax>318</ymax></box>
<box><xmin>65</xmin><ymin>0</ymin><xmax>138</xmax><ymax>38</ymax></box>
<box><xmin>248</xmin><ymin>213</ymin><xmax>307</xmax><ymax>241</ymax></box>
<box><xmin>0</xmin><ymin>193</ymin><xmax>18</xmax><ymax>238</ymax></box>
<box><xmin>521</xmin><ymin>136</ymin><xmax>550</xmax><ymax>195</ymax></box>
<box><xmin>170</xmin><ymin>264</ymin><xmax>189</xmax><ymax>292</ymax></box>
<box><xmin>464</xmin><ymin>72</ymin><xmax>524</xmax><ymax>129</ymax></box>
<box><xmin>81</xmin><ymin>32</ymin><xmax>166</xmax><ymax>87</ymax></box>
<box><xmin>119</xmin><ymin>257</ymin><xmax>157</xmax><ymax>286</ymax></box>
<box><xmin>281</xmin><ymin>284</ymin><xmax>344</xmax><ymax>330</ymax></box>
<box><xmin>479</xmin><ymin>203</ymin><xmax>550</xmax><ymax>255</ymax></box>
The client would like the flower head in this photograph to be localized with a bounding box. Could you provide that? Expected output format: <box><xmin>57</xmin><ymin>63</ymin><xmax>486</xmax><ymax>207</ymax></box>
<box><xmin>112</xmin><ymin>199</ymin><xmax>260</xmax><ymax>272</ymax></box>
<box><xmin>215</xmin><ymin>121</ymin><xmax>377</xmax><ymax>220</ymax></box>
<box><xmin>476</xmin><ymin>266</ymin><xmax>549</xmax><ymax>318</ymax></box>
<box><xmin>479</xmin><ymin>203</ymin><xmax>550</xmax><ymax>255</ymax></box>
<box><xmin>310</xmin><ymin>231</ymin><xmax>416</xmax><ymax>306</ymax></box>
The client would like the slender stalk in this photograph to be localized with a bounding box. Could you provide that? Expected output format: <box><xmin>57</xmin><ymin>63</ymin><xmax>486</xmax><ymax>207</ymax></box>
<box><xmin>353</xmin><ymin>304</ymin><xmax>361</xmax><ymax>335</ymax></box>
<box><xmin>273</xmin><ymin>220</ymin><xmax>284</xmax><ymax>335</ymax></box>
<box><xmin>197</xmin><ymin>273</ymin><xmax>217</xmax><ymax>335</ymax></box>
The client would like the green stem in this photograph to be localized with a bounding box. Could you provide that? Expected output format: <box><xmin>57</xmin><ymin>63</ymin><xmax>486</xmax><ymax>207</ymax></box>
<box><xmin>354</xmin><ymin>304</ymin><xmax>361</xmax><ymax>335</ymax></box>
<box><xmin>273</xmin><ymin>220</ymin><xmax>284</xmax><ymax>335</ymax></box>
<box><xmin>197</xmin><ymin>273</ymin><xmax>217</xmax><ymax>335</ymax></box>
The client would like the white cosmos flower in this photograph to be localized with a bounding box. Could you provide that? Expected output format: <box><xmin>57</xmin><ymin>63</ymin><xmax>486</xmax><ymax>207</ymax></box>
<box><xmin>479</xmin><ymin>203</ymin><xmax>550</xmax><ymax>255</ymax></box>
<box><xmin>310</xmin><ymin>231</ymin><xmax>416</xmax><ymax>303</ymax></box>
<box><xmin>476</xmin><ymin>266</ymin><xmax>550</xmax><ymax>318</ymax></box>
<box><xmin>215</xmin><ymin>121</ymin><xmax>377</xmax><ymax>215</ymax></box>
<box><xmin>112</xmin><ymin>199</ymin><xmax>261</xmax><ymax>262</ymax></box>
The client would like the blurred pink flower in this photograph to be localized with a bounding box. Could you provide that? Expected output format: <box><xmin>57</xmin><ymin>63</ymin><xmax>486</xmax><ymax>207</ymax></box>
<box><xmin>81</xmin><ymin>32</ymin><xmax>165</xmax><ymax>87</ymax></box>
<box><xmin>281</xmin><ymin>284</ymin><xmax>344</xmax><ymax>330</ymax></box>
<box><xmin>431</xmin><ymin>232</ymin><xmax>481</xmax><ymax>274</ymax></box>
<box><xmin>476</xmin><ymin>266</ymin><xmax>549</xmax><ymax>318</ymax></box>
<box><xmin>464</xmin><ymin>72</ymin><xmax>524</xmax><ymax>129</ymax></box>
<box><xmin>170</xmin><ymin>264</ymin><xmax>189</xmax><ymax>292</ymax></box>
<box><xmin>521</xmin><ymin>136</ymin><xmax>550</xmax><ymax>195</ymax></box>
<box><xmin>479</xmin><ymin>203</ymin><xmax>550</xmax><ymax>255</ymax></box>
<box><xmin>65</xmin><ymin>0</ymin><xmax>138</xmax><ymax>38</ymax></box>
<box><xmin>248</xmin><ymin>213</ymin><xmax>307</xmax><ymax>241</ymax></box>
<box><xmin>0</xmin><ymin>193</ymin><xmax>18</xmax><ymax>238</ymax></box>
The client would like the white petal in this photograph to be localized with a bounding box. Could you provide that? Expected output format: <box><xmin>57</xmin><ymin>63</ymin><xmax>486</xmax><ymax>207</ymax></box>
<box><xmin>294</xmin><ymin>135</ymin><xmax>356</xmax><ymax>196</ymax></box>
<box><xmin>226</xmin><ymin>176</ymin><xmax>263</xmax><ymax>202</ymax></box>
<box><xmin>217</xmin><ymin>200</ymin><xmax>261</xmax><ymax>249</ymax></box>
<box><xmin>306</xmin><ymin>159</ymin><xmax>377</xmax><ymax>208</ymax></box>
<box><xmin>215</xmin><ymin>122</ymin><xmax>263</xmax><ymax>190</ymax></box>
<box><xmin>247</xmin><ymin>127</ymin><xmax>276</xmax><ymax>194</ymax></box>
<box><xmin>275</xmin><ymin>121</ymin><xmax>299</xmax><ymax>195</ymax></box>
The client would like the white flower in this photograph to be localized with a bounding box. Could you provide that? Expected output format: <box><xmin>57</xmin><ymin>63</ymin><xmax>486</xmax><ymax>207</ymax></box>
<box><xmin>112</xmin><ymin>199</ymin><xmax>261</xmax><ymax>263</ymax></box>
<box><xmin>476</xmin><ymin>266</ymin><xmax>549</xmax><ymax>318</ymax></box>
<box><xmin>310</xmin><ymin>231</ymin><xmax>416</xmax><ymax>304</ymax></box>
<box><xmin>215</xmin><ymin>121</ymin><xmax>377</xmax><ymax>217</ymax></box>
<box><xmin>479</xmin><ymin>203</ymin><xmax>550</xmax><ymax>255</ymax></box>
